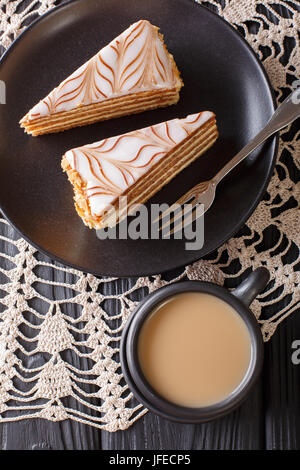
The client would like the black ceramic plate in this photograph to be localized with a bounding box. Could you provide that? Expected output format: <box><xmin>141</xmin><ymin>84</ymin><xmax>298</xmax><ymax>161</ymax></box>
<box><xmin>0</xmin><ymin>0</ymin><xmax>277</xmax><ymax>277</ymax></box>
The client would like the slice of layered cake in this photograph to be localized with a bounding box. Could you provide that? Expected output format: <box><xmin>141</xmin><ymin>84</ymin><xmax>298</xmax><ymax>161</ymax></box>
<box><xmin>20</xmin><ymin>20</ymin><xmax>183</xmax><ymax>136</ymax></box>
<box><xmin>62</xmin><ymin>112</ymin><xmax>218</xmax><ymax>229</ymax></box>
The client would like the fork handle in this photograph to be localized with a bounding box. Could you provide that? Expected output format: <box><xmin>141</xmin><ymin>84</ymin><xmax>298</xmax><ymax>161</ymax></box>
<box><xmin>213</xmin><ymin>87</ymin><xmax>300</xmax><ymax>185</ymax></box>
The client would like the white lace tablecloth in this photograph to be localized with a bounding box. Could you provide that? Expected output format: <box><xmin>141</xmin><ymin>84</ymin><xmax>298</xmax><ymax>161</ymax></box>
<box><xmin>0</xmin><ymin>0</ymin><xmax>299</xmax><ymax>431</ymax></box>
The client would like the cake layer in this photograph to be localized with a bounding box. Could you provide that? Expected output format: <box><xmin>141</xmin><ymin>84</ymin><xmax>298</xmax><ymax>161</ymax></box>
<box><xmin>20</xmin><ymin>20</ymin><xmax>183</xmax><ymax>135</ymax></box>
<box><xmin>63</xmin><ymin>125</ymin><xmax>217</xmax><ymax>229</ymax></box>
<box><xmin>62</xmin><ymin>112</ymin><xmax>218</xmax><ymax>229</ymax></box>
<box><xmin>64</xmin><ymin>112</ymin><xmax>215</xmax><ymax>216</ymax></box>
<box><xmin>22</xmin><ymin>88</ymin><xmax>179</xmax><ymax>136</ymax></box>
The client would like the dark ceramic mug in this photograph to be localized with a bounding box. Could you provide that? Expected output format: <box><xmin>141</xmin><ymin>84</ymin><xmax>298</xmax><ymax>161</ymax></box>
<box><xmin>120</xmin><ymin>267</ymin><xmax>269</xmax><ymax>423</ymax></box>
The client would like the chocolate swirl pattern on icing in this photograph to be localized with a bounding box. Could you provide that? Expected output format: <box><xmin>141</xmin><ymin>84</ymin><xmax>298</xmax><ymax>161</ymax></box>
<box><xmin>65</xmin><ymin>112</ymin><xmax>213</xmax><ymax>216</ymax></box>
<box><xmin>22</xmin><ymin>20</ymin><xmax>181</xmax><ymax>122</ymax></box>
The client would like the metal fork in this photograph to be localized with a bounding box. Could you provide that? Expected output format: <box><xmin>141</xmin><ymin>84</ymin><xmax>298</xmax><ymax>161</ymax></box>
<box><xmin>157</xmin><ymin>88</ymin><xmax>300</xmax><ymax>236</ymax></box>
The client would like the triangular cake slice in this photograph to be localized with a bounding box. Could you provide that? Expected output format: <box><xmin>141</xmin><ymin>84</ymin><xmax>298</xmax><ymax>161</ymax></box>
<box><xmin>61</xmin><ymin>112</ymin><xmax>218</xmax><ymax>229</ymax></box>
<box><xmin>20</xmin><ymin>20</ymin><xmax>183</xmax><ymax>136</ymax></box>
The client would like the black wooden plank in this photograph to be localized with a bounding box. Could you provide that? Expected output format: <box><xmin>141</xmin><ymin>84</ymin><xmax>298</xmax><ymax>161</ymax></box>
<box><xmin>101</xmin><ymin>370</ymin><xmax>264</xmax><ymax>450</ymax></box>
<box><xmin>0</xmin><ymin>418</ymin><xmax>100</xmax><ymax>450</ymax></box>
<box><xmin>264</xmin><ymin>309</ymin><xmax>300</xmax><ymax>450</ymax></box>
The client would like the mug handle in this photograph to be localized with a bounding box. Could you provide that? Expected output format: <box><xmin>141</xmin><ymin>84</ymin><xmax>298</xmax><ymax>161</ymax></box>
<box><xmin>232</xmin><ymin>267</ymin><xmax>270</xmax><ymax>307</ymax></box>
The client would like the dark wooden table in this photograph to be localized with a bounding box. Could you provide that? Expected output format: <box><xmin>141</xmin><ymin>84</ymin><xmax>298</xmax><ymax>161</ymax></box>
<box><xmin>0</xmin><ymin>0</ymin><xmax>299</xmax><ymax>451</ymax></box>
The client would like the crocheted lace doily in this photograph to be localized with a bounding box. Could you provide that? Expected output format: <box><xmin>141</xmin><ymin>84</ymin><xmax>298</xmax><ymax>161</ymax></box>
<box><xmin>0</xmin><ymin>0</ymin><xmax>299</xmax><ymax>431</ymax></box>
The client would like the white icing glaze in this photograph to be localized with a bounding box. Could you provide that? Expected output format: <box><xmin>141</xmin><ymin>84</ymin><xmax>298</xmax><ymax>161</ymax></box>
<box><xmin>22</xmin><ymin>20</ymin><xmax>180</xmax><ymax>122</ymax></box>
<box><xmin>65</xmin><ymin>112</ymin><xmax>213</xmax><ymax>217</ymax></box>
